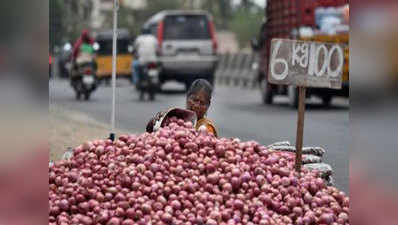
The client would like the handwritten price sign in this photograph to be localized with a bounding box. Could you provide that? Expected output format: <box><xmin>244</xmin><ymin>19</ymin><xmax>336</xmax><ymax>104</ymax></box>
<box><xmin>268</xmin><ymin>39</ymin><xmax>345</xmax><ymax>89</ymax></box>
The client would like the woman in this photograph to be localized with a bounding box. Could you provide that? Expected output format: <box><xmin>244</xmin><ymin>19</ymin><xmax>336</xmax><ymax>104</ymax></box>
<box><xmin>146</xmin><ymin>79</ymin><xmax>218</xmax><ymax>137</ymax></box>
<box><xmin>71</xmin><ymin>29</ymin><xmax>95</xmax><ymax>61</ymax></box>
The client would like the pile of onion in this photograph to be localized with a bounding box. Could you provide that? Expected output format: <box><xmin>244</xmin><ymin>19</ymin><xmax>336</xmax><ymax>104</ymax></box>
<box><xmin>49</xmin><ymin>117</ymin><xmax>349</xmax><ymax>225</ymax></box>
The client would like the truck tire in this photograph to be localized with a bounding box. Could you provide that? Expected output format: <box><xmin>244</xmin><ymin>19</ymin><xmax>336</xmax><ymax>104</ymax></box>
<box><xmin>322</xmin><ymin>95</ymin><xmax>332</xmax><ymax>107</ymax></box>
<box><xmin>261</xmin><ymin>79</ymin><xmax>273</xmax><ymax>105</ymax></box>
<box><xmin>288</xmin><ymin>85</ymin><xmax>299</xmax><ymax>108</ymax></box>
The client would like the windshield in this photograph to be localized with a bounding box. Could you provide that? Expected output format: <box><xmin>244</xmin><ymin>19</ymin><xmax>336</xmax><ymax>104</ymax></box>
<box><xmin>163</xmin><ymin>15</ymin><xmax>210</xmax><ymax>40</ymax></box>
<box><xmin>96</xmin><ymin>39</ymin><xmax>131</xmax><ymax>55</ymax></box>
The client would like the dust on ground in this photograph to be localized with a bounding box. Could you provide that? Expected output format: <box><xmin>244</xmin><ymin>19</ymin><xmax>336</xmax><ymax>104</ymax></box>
<box><xmin>50</xmin><ymin>104</ymin><xmax>137</xmax><ymax>161</ymax></box>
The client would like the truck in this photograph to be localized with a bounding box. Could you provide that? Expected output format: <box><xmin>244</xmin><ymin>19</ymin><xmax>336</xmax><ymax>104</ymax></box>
<box><xmin>253</xmin><ymin>0</ymin><xmax>349</xmax><ymax>108</ymax></box>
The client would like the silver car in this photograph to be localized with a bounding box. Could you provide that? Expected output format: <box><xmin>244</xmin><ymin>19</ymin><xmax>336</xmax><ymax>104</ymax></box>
<box><xmin>143</xmin><ymin>10</ymin><xmax>219</xmax><ymax>88</ymax></box>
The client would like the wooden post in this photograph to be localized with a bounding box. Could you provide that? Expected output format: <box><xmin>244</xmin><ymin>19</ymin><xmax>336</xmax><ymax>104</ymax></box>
<box><xmin>295</xmin><ymin>86</ymin><xmax>306</xmax><ymax>173</ymax></box>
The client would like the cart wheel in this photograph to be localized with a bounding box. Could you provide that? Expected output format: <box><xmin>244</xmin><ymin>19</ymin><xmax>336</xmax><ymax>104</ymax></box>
<box><xmin>322</xmin><ymin>96</ymin><xmax>332</xmax><ymax>107</ymax></box>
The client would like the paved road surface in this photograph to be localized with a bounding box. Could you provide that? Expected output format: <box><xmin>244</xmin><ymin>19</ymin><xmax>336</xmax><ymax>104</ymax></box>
<box><xmin>50</xmin><ymin>79</ymin><xmax>349</xmax><ymax>193</ymax></box>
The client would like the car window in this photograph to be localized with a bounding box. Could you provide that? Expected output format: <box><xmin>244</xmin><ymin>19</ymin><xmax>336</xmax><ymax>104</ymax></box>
<box><xmin>163</xmin><ymin>15</ymin><xmax>210</xmax><ymax>40</ymax></box>
<box><xmin>150</xmin><ymin>24</ymin><xmax>158</xmax><ymax>36</ymax></box>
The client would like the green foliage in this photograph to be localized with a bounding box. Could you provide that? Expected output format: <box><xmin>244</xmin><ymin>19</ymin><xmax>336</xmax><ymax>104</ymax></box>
<box><xmin>200</xmin><ymin>0</ymin><xmax>232</xmax><ymax>29</ymax></box>
<box><xmin>102</xmin><ymin>0</ymin><xmax>180</xmax><ymax>38</ymax></box>
<box><xmin>229</xmin><ymin>7</ymin><xmax>263</xmax><ymax>48</ymax></box>
<box><xmin>50</xmin><ymin>0</ymin><xmax>93</xmax><ymax>51</ymax></box>
<box><xmin>50</xmin><ymin>0</ymin><xmax>66</xmax><ymax>52</ymax></box>
<box><xmin>50</xmin><ymin>0</ymin><xmax>265</xmax><ymax>51</ymax></box>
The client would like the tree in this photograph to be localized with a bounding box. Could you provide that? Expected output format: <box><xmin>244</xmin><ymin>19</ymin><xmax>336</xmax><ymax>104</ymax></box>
<box><xmin>218</xmin><ymin>0</ymin><xmax>232</xmax><ymax>29</ymax></box>
<box><xmin>200</xmin><ymin>0</ymin><xmax>232</xmax><ymax>29</ymax></box>
<box><xmin>229</xmin><ymin>6</ymin><xmax>263</xmax><ymax>48</ymax></box>
<box><xmin>102</xmin><ymin>0</ymin><xmax>180</xmax><ymax>37</ymax></box>
<box><xmin>50</xmin><ymin>0</ymin><xmax>66</xmax><ymax>52</ymax></box>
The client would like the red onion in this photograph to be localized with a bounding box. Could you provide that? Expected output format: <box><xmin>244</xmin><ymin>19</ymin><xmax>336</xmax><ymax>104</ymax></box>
<box><xmin>49</xmin><ymin>119</ymin><xmax>349</xmax><ymax>224</ymax></box>
<box><xmin>58</xmin><ymin>199</ymin><xmax>69</xmax><ymax>211</ymax></box>
<box><xmin>107</xmin><ymin>217</ymin><xmax>120</xmax><ymax>225</ymax></box>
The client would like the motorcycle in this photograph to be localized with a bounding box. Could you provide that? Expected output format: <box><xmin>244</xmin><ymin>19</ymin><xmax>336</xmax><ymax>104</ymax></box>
<box><xmin>136</xmin><ymin>61</ymin><xmax>160</xmax><ymax>101</ymax></box>
<box><xmin>70</xmin><ymin>53</ymin><xmax>98</xmax><ymax>100</ymax></box>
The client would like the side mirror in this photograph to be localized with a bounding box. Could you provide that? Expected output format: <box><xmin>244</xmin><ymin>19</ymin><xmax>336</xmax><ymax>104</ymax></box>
<box><xmin>251</xmin><ymin>38</ymin><xmax>259</xmax><ymax>51</ymax></box>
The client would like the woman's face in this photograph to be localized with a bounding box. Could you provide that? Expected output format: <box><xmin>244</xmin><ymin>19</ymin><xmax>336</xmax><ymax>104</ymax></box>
<box><xmin>187</xmin><ymin>90</ymin><xmax>210</xmax><ymax>119</ymax></box>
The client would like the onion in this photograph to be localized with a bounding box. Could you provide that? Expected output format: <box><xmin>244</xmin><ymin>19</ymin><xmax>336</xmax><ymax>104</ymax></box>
<box><xmin>319</xmin><ymin>213</ymin><xmax>335</xmax><ymax>224</ymax></box>
<box><xmin>49</xmin><ymin>118</ymin><xmax>349</xmax><ymax>225</ymax></box>
<box><xmin>338</xmin><ymin>212</ymin><xmax>348</xmax><ymax>222</ymax></box>
<box><xmin>208</xmin><ymin>172</ymin><xmax>219</xmax><ymax>184</ymax></box>
<box><xmin>171</xmin><ymin>200</ymin><xmax>181</xmax><ymax>210</ymax></box>
<box><xmin>58</xmin><ymin>199</ymin><xmax>69</xmax><ymax>211</ymax></box>
<box><xmin>107</xmin><ymin>217</ymin><xmax>120</xmax><ymax>225</ymax></box>
<box><xmin>231</xmin><ymin>177</ymin><xmax>241</xmax><ymax>189</ymax></box>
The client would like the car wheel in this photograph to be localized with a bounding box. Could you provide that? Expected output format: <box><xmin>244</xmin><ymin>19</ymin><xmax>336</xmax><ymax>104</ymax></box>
<box><xmin>261</xmin><ymin>79</ymin><xmax>273</xmax><ymax>105</ymax></box>
<box><xmin>288</xmin><ymin>85</ymin><xmax>299</xmax><ymax>108</ymax></box>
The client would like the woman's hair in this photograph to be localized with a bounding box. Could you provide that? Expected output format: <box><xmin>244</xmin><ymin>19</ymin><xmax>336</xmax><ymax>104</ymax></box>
<box><xmin>187</xmin><ymin>79</ymin><xmax>213</xmax><ymax>104</ymax></box>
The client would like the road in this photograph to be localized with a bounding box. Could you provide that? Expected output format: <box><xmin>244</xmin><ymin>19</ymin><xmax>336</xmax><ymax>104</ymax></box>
<box><xmin>50</xmin><ymin>79</ymin><xmax>349</xmax><ymax>193</ymax></box>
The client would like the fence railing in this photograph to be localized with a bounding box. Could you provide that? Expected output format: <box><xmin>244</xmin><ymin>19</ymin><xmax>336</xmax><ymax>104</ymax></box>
<box><xmin>215</xmin><ymin>53</ymin><xmax>260</xmax><ymax>88</ymax></box>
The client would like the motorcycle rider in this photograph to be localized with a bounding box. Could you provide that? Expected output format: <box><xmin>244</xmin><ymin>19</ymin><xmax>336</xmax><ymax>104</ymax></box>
<box><xmin>71</xmin><ymin>30</ymin><xmax>96</xmax><ymax>76</ymax></box>
<box><xmin>132</xmin><ymin>26</ymin><xmax>158</xmax><ymax>85</ymax></box>
<box><xmin>71</xmin><ymin>30</ymin><xmax>95</xmax><ymax>62</ymax></box>
<box><xmin>70</xmin><ymin>29</ymin><xmax>97</xmax><ymax>100</ymax></box>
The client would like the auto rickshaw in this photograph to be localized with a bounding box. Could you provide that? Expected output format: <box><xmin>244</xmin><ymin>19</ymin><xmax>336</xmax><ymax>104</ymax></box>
<box><xmin>94</xmin><ymin>29</ymin><xmax>134</xmax><ymax>83</ymax></box>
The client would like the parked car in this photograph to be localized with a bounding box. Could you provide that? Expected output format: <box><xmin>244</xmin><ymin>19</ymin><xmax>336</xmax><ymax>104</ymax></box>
<box><xmin>143</xmin><ymin>10</ymin><xmax>219</xmax><ymax>89</ymax></box>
